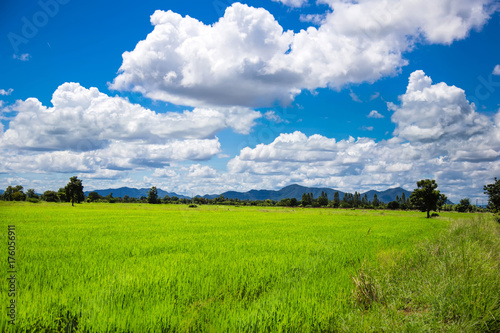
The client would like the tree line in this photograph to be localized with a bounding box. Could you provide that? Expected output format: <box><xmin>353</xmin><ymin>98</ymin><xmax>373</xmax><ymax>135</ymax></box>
<box><xmin>2</xmin><ymin>177</ymin><xmax>500</xmax><ymax>217</ymax></box>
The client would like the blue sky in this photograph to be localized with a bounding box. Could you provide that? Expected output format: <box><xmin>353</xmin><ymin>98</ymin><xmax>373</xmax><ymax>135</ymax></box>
<box><xmin>0</xmin><ymin>0</ymin><xmax>499</xmax><ymax>202</ymax></box>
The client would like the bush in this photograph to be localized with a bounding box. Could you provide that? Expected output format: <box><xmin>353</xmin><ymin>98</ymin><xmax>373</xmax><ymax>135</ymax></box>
<box><xmin>26</xmin><ymin>197</ymin><xmax>40</xmax><ymax>203</ymax></box>
<box><xmin>387</xmin><ymin>201</ymin><xmax>400</xmax><ymax>210</ymax></box>
<box><xmin>188</xmin><ymin>204</ymin><xmax>198</xmax><ymax>208</ymax></box>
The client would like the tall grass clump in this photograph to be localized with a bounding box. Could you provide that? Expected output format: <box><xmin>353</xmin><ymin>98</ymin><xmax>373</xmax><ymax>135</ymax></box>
<box><xmin>345</xmin><ymin>215</ymin><xmax>500</xmax><ymax>332</ymax></box>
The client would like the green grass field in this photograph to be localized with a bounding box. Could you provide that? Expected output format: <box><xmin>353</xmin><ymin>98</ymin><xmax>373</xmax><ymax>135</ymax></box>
<box><xmin>1</xmin><ymin>202</ymin><xmax>499</xmax><ymax>332</ymax></box>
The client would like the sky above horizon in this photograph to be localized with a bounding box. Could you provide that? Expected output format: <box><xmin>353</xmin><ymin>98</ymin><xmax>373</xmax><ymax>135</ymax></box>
<box><xmin>0</xmin><ymin>0</ymin><xmax>499</xmax><ymax>202</ymax></box>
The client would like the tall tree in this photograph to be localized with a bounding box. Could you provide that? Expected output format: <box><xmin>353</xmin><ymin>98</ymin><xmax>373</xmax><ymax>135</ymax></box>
<box><xmin>318</xmin><ymin>191</ymin><xmax>328</xmax><ymax>206</ymax></box>
<box><xmin>333</xmin><ymin>191</ymin><xmax>340</xmax><ymax>208</ymax></box>
<box><xmin>65</xmin><ymin>176</ymin><xmax>84</xmax><ymax>206</ymax></box>
<box><xmin>26</xmin><ymin>188</ymin><xmax>38</xmax><ymax>199</ymax></box>
<box><xmin>148</xmin><ymin>186</ymin><xmax>159</xmax><ymax>204</ymax></box>
<box><xmin>372</xmin><ymin>193</ymin><xmax>380</xmax><ymax>208</ymax></box>
<box><xmin>484</xmin><ymin>177</ymin><xmax>500</xmax><ymax>213</ymax></box>
<box><xmin>301</xmin><ymin>193</ymin><xmax>312</xmax><ymax>206</ymax></box>
<box><xmin>410</xmin><ymin>179</ymin><xmax>444</xmax><ymax>218</ymax></box>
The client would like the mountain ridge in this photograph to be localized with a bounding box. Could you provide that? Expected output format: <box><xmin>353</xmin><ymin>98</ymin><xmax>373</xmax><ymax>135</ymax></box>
<box><xmin>8</xmin><ymin>184</ymin><xmax>419</xmax><ymax>203</ymax></box>
<box><xmin>204</xmin><ymin>184</ymin><xmax>412</xmax><ymax>203</ymax></box>
<box><xmin>83</xmin><ymin>187</ymin><xmax>190</xmax><ymax>199</ymax></box>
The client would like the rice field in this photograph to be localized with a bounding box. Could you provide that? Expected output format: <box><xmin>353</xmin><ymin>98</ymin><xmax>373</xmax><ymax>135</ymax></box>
<box><xmin>0</xmin><ymin>202</ymin><xmax>497</xmax><ymax>332</ymax></box>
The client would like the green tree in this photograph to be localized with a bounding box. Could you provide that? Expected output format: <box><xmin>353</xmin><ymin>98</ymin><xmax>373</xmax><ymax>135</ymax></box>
<box><xmin>105</xmin><ymin>193</ymin><xmax>114</xmax><ymax>203</ymax></box>
<box><xmin>387</xmin><ymin>201</ymin><xmax>400</xmax><ymax>210</ymax></box>
<box><xmin>42</xmin><ymin>190</ymin><xmax>59</xmax><ymax>202</ymax></box>
<box><xmin>148</xmin><ymin>186</ymin><xmax>159</xmax><ymax>204</ymax></box>
<box><xmin>456</xmin><ymin>198</ymin><xmax>471</xmax><ymax>213</ymax></box>
<box><xmin>57</xmin><ymin>188</ymin><xmax>67</xmax><ymax>202</ymax></box>
<box><xmin>65</xmin><ymin>176</ymin><xmax>84</xmax><ymax>206</ymax></box>
<box><xmin>372</xmin><ymin>193</ymin><xmax>380</xmax><ymax>208</ymax></box>
<box><xmin>26</xmin><ymin>189</ymin><xmax>38</xmax><ymax>199</ymax></box>
<box><xmin>318</xmin><ymin>191</ymin><xmax>328</xmax><ymax>207</ymax></box>
<box><xmin>3</xmin><ymin>185</ymin><xmax>25</xmax><ymax>201</ymax></box>
<box><xmin>484</xmin><ymin>177</ymin><xmax>500</xmax><ymax>213</ymax></box>
<box><xmin>278</xmin><ymin>198</ymin><xmax>291</xmax><ymax>207</ymax></box>
<box><xmin>437</xmin><ymin>193</ymin><xmax>447</xmax><ymax>212</ymax></box>
<box><xmin>12</xmin><ymin>191</ymin><xmax>26</xmax><ymax>201</ymax></box>
<box><xmin>301</xmin><ymin>193</ymin><xmax>312</xmax><ymax>206</ymax></box>
<box><xmin>410</xmin><ymin>179</ymin><xmax>444</xmax><ymax>218</ymax></box>
<box><xmin>87</xmin><ymin>192</ymin><xmax>101</xmax><ymax>202</ymax></box>
<box><xmin>353</xmin><ymin>191</ymin><xmax>360</xmax><ymax>208</ymax></box>
<box><xmin>333</xmin><ymin>191</ymin><xmax>340</xmax><ymax>208</ymax></box>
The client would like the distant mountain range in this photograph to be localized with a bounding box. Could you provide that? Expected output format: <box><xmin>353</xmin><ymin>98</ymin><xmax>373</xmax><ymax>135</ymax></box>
<box><xmin>83</xmin><ymin>187</ymin><xmax>190</xmax><ymax>199</ymax></box>
<box><xmin>83</xmin><ymin>184</ymin><xmax>413</xmax><ymax>203</ymax></box>
<box><xmin>203</xmin><ymin>184</ymin><xmax>412</xmax><ymax>203</ymax></box>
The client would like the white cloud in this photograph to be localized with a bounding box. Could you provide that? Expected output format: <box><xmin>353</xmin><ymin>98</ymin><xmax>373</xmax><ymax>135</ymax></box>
<box><xmin>273</xmin><ymin>0</ymin><xmax>308</xmax><ymax>8</ymax></box>
<box><xmin>0</xmin><ymin>82</ymin><xmax>258</xmax><ymax>176</ymax></box>
<box><xmin>493</xmin><ymin>65</ymin><xmax>500</xmax><ymax>75</ymax></box>
<box><xmin>152</xmin><ymin>167</ymin><xmax>178</xmax><ymax>178</ymax></box>
<box><xmin>299</xmin><ymin>14</ymin><xmax>326</xmax><ymax>25</ymax></box>
<box><xmin>111</xmin><ymin>1</ymin><xmax>495</xmax><ymax>108</ymax></box>
<box><xmin>367</xmin><ymin>110</ymin><xmax>384</xmax><ymax>118</ymax></box>
<box><xmin>111</xmin><ymin>4</ymin><xmax>297</xmax><ymax>108</ymax></box>
<box><xmin>13</xmin><ymin>53</ymin><xmax>30</xmax><ymax>61</ymax></box>
<box><xmin>264</xmin><ymin>110</ymin><xmax>285</xmax><ymax>123</ymax></box>
<box><xmin>0</xmin><ymin>138</ymin><xmax>221</xmax><ymax>174</ymax></box>
<box><xmin>188</xmin><ymin>164</ymin><xmax>217</xmax><ymax>178</ymax></box>
<box><xmin>0</xmin><ymin>88</ymin><xmax>13</xmax><ymax>96</ymax></box>
<box><xmin>225</xmin><ymin>129</ymin><xmax>499</xmax><ymax>202</ymax></box>
<box><xmin>349</xmin><ymin>90</ymin><xmax>362</xmax><ymax>103</ymax></box>
<box><xmin>0</xmin><ymin>82</ymin><xmax>260</xmax><ymax>152</ymax></box>
<box><xmin>391</xmin><ymin>70</ymin><xmax>490</xmax><ymax>142</ymax></box>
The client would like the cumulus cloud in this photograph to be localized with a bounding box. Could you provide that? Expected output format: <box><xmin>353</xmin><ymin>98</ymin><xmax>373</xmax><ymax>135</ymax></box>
<box><xmin>493</xmin><ymin>65</ymin><xmax>500</xmax><ymax>75</ymax></box>
<box><xmin>111</xmin><ymin>1</ymin><xmax>495</xmax><ymax>108</ymax></box>
<box><xmin>0</xmin><ymin>82</ymin><xmax>273</xmax><ymax>175</ymax></box>
<box><xmin>0</xmin><ymin>82</ymin><xmax>259</xmax><ymax>152</ymax></box>
<box><xmin>111</xmin><ymin>4</ymin><xmax>297</xmax><ymax>108</ymax></box>
<box><xmin>367</xmin><ymin>110</ymin><xmax>384</xmax><ymax>118</ymax></box>
<box><xmin>188</xmin><ymin>164</ymin><xmax>218</xmax><ymax>178</ymax></box>
<box><xmin>152</xmin><ymin>167</ymin><xmax>178</xmax><ymax>178</ymax></box>
<box><xmin>0</xmin><ymin>138</ymin><xmax>221</xmax><ymax>174</ymax></box>
<box><xmin>392</xmin><ymin>70</ymin><xmax>490</xmax><ymax>142</ymax></box>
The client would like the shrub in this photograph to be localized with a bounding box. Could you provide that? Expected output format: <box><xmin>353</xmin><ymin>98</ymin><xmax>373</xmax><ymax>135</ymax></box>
<box><xmin>387</xmin><ymin>201</ymin><xmax>400</xmax><ymax>210</ymax></box>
